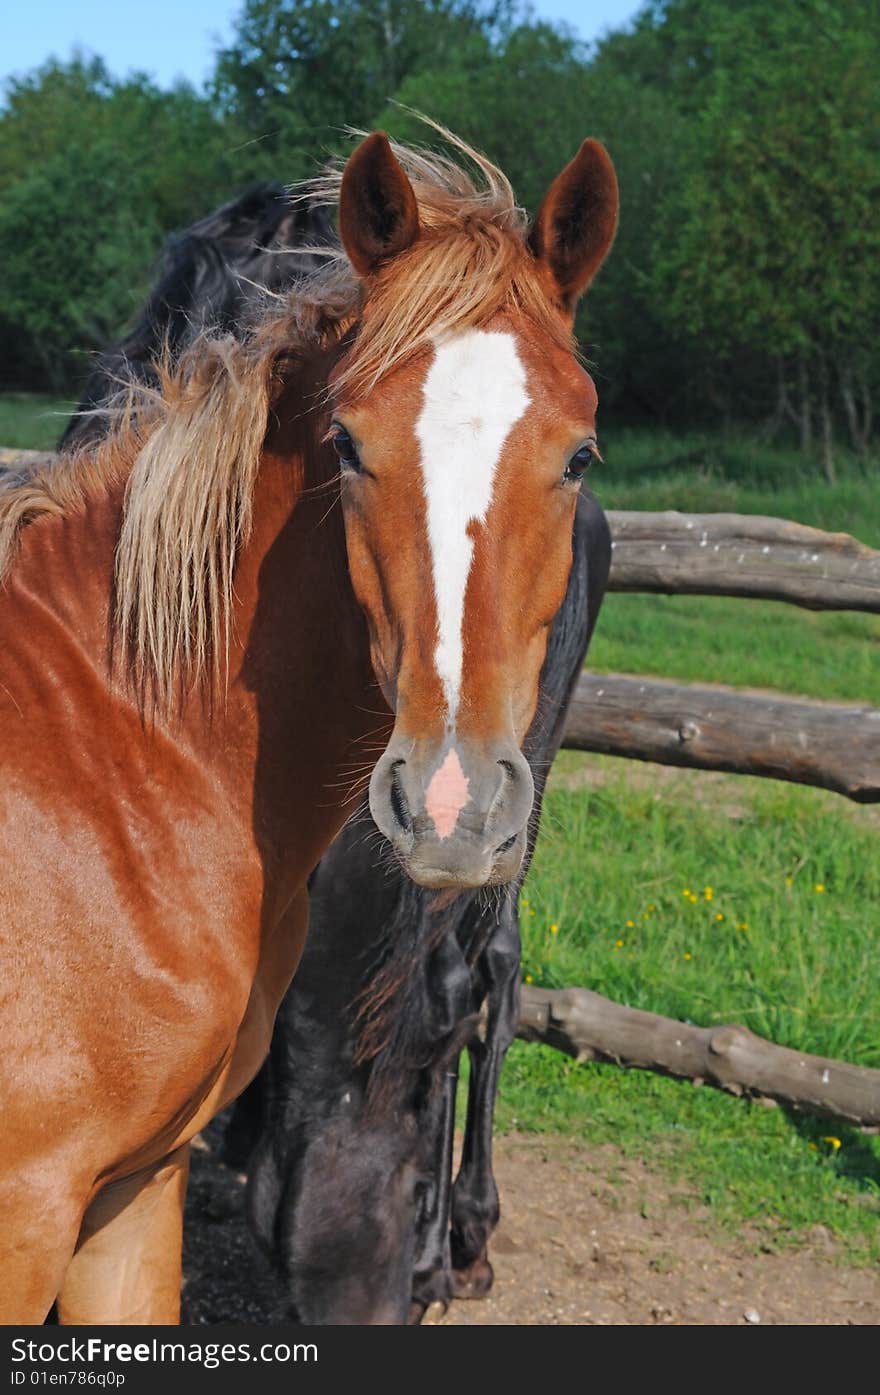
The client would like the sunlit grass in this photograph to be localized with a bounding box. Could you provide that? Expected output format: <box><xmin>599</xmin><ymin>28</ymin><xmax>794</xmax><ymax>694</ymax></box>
<box><xmin>493</xmin><ymin>1045</ymin><xmax>880</xmax><ymax>1263</ymax></box>
<box><xmin>508</xmin><ymin>430</ymin><xmax>880</xmax><ymax>1262</ymax></box>
<box><xmin>520</xmin><ymin>765</ymin><xmax>879</xmax><ymax>1067</ymax></box>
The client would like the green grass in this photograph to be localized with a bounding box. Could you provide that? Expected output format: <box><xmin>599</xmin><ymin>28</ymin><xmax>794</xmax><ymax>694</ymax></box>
<box><xmin>504</xmin><ymin>763</ymin><xmax>880</xmax><ymax>1262</ymax></box>
<box><xmin>495</xmin><ymin>1047</ymin><xmax>880</xmax><ymax>1262</ymax></box>
<box><xmin>597</xmin><ymin>426</ymin><xmax>880</xmax><ymax>545</ymax></box>
<box><xmin>506</xmin><ymin>428</ymin><xmax>880</xmax><ymax>1263</ymax></box>
<box><xmin>0</xmin><ymin>392</ymin><xmax>73</xmax><ymax>451</ymax></box>
<box><xmin>587</xmin><ymin>429</ymin><xmax>880</xmax><ymax>704</ymax></box>
<box><xmin>521</xmin><ymin>770</ymin><xmax>879</xmax><ymax>1066</ymax></box>
<box><xmin>589</xmin><ymin>593</ymin><xmax>880</xmax><ymax>703</ymax></box>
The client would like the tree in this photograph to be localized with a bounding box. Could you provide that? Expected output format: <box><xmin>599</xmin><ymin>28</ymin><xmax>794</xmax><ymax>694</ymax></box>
<box><xmin>212</xmin><ymin>0</ymin><xmax>520</xmax><ymax>181</ymax></box>
<box><xmin>0</xmin><ymin>142</ymin><xmax>163</xmax><ymax>389</ymax></box>
<box><xmin>0</xmin><ymin>60</ymin><xmax>252</xmax><ymax>389</ymax></box>
<box><xmin>646</xmin><ymin>0</ymin><xmax>880</xmax><ymax>473</ymax></box>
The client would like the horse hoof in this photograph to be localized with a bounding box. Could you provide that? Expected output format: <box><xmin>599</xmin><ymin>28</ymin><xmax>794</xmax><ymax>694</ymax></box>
<box><xmin>451</xmin><ymin>1256</ymin><xmax>494</xmax><ymax>1299</ymax></box>
<box><xmin>420</xmin><ymin>1300</ymin><xmax>448</xmax><ymax>1324</ymax></box>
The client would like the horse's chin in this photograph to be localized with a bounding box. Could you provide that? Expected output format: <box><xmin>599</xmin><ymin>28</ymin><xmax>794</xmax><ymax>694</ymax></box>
<box><xmin>393</xmin><ymin>827</ymin><xmax>527</xmax><ymax>892</ymax></box>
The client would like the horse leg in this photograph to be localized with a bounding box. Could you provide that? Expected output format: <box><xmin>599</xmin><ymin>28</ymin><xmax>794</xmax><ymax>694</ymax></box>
<box><xmin>55</xmin><ymin>1144</ymin><xmax>190</xmax><ymax>1325</ymax></box>
<box><xmin>450</xmin><ymin>906</ymin><xmax>521</xmax><ymax>1297</ymax></box>
<box><xmin>0</xmin><ymin>1172</ymin><xmax>85</xmax><ymax>1323</ymax></box>
<box><xmin>408</xmin><ymin>1066</ymin><xmax>459</xmax><ymax>1322</ymax></box>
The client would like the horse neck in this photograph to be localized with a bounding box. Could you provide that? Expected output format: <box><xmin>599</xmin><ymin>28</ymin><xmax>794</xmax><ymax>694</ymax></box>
<box><xmin>220</xmin><ymin>360</ymin><xmax>388</xmax><ymax>891</ymax></box>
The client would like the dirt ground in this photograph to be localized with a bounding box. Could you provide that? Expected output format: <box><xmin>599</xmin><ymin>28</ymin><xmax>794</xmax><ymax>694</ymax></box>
<box><xmin>182</xmin><ymin>1121</ymin><xmax>880</xmax><ymax>1327</ymax></box>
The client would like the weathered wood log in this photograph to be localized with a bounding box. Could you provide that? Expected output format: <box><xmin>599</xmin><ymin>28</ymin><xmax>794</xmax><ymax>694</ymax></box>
<box><xmin>518</xmin><ymin>985</ymin><xmax>880</xmax><ymax>1127</ymax></box>
<box><xmin>606</xmin><ymin>510</ymin><xmax>880</xmax><ymax>613</ymax></box>
<box><xmin>562</xmin><ymin>672</ymin><xmax>880</xmax><ymax>802</ymax></box>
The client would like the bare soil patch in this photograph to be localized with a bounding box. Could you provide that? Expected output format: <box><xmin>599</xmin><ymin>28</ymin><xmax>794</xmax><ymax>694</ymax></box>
<box><xmin>182</xmin><ymin>1122</ymin><xmax>880</xmax><ymax>1326</ymax></box>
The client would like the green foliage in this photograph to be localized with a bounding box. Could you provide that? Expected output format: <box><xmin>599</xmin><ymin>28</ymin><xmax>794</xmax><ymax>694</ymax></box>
<box><xmin>0</xmin><ymin>142</ymin><xmax>160</xmax><ymax>388</ymax></box>
<box><xmin>649</xmin><ymin>1</ymin><xmax>880</xmax><ymax>361</ymax></box>
<box><xmin>0</xmin><ymin>0</ymin><xmax>877</xmax><ymax>451</ymax></box>
<box><xmin>0</xmin><ymin>393</ymin><xmax>73</xmax><ymax>450</ymax></box>
<box><xmin>212</xmin><ymin>0</ymin><xmax>520</xmax><ymax>180</ymax></box>
<box><xmin>378</xmin><ymin>21</ymin><xmax>593</xmax><ymax>213</ymax></box>
<box><xmin>0</xmin><ymin>58</ymin><xmax>245</xmax><ymax>387</ymax></box>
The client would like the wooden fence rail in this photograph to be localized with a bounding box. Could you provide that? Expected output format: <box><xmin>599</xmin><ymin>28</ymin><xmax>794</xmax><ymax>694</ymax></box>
<box><xmin>606</xmin><ymin>510</ymin><xmax>880</xmax><ymax>613</ymax></box>
<box><xmin>561</xmin><ymin>673</ymin><xmax>880</xmax><ymax>802</ymax></box>
<box><xmin>518</xmin><ymin>985</ymin><xmax>880</xmax><ymax>1128</ymax></box>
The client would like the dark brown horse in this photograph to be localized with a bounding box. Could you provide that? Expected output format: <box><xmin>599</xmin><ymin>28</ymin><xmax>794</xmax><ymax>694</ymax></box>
<box><xmin>0</xmin><ymin>126</ymin><xmax>617</xmax><ymax>1323</ymax></box>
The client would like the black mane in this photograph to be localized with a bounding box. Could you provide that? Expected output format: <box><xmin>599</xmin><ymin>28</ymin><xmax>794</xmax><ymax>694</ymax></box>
<box><xmin>60</xmin><ymin>185</ymin><xmax>332</xmax><ymax>451</ymax></box>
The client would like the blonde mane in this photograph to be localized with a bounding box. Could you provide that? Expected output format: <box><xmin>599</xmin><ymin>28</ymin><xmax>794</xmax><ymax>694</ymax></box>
<box><xmin>0</xmin><ymin>121</ymin><xmax>574</xmax><ymax>710</ymax></box>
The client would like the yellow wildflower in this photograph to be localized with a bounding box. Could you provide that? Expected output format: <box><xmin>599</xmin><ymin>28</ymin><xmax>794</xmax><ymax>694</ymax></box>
<box><xmin>704</xmin><ymin>886</ymin><xmax>713</xmax><ymax>901</ymax></box>
<box><xmin>525</xmin><ymin>973</ymin><xmax>533</xmax><ymax>984</ymax></box>
<box><xmin>626</xmin><ymin>919</ymin><xmax>635</xmax><ymax>929</ymax></box>
<box><xmin>683</xmin><ymin>952</ymin><xmax>693</xmax><ymax>961</ymax></box>
<box><xmin>550</xmin><ymin>922</ymin><xmax>559</xmax><ymax>935</ymax></box>
<box><xmin>615</xmin><ymin>938</ymin><xmax>625</xmax><ymax>948</ymax></box>
<box><xmin>822</xmin><ymin>1136</ymin><xmax>842</xmax><ymax>1151</ymax></box>
<box><xmin>715</xmin><ymin>912</ymin><xmax>724</xmax><ymax>922</ymax></box>
<box><xmin>815</xmin><ymin>883</ymin><xmax>825</xmax><ymax>894</ymax></box>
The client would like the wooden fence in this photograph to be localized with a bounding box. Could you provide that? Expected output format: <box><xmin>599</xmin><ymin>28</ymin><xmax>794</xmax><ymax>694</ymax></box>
<box><xmin>529</xmin><ymin>508</ymin><xmax>880</xmax><ymax>1126</ymax></box>
<box><xmin>552</xmin><ymin>511</ymin><xmax>880</xmax><ymax>801</ymax></box>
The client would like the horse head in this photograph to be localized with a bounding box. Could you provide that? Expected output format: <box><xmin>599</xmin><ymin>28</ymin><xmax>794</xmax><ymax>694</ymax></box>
<box><xmin>328</xmin><ymin>131</ymin><xmax>618</xmax><ymax>889</ymax></box>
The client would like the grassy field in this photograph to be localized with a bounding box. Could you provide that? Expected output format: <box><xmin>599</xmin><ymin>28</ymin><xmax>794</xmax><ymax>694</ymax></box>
<box><xmin>3</xmin><ymin>393</ymin><xmax>878</xmax><ymax>1261</ymax></box>
<box><xmin>0</xmin><ymin>392</ymin><xmax>73</xmax><ymax>451</ymax></box>
<box><xmin>509</xmin><ymin>429</ymin><xmax>880</xmax><ymax>1263</ymax></box>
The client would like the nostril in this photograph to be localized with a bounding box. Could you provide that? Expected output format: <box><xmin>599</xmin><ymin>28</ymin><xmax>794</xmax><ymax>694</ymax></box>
<box><xmin>497</xmin><ymin>759</ymin><xmax>516</xmax><ymax>781</ymax></box>
<box><xmin>494</xmin><ymin>833</ymin><xmax>519</xmax><ymax>856</ymax></box>
<box><xmin>389</xmin><ymin>759</ymin><xmax>413</xmax><ymax>836</ymax></box>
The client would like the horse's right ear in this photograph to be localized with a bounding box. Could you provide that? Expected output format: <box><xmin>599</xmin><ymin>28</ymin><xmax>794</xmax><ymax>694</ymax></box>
<box><xmin>528</xmin><ymin>140</ymin><xmax>619</xmax><ymax>314</ymax></box>
<box><xmin>339</xmin><ymin>132</ymin><xmax>420</xmax><ymax>279</ymax></box>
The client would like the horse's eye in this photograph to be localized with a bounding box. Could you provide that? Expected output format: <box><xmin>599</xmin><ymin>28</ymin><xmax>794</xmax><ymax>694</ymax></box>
<box><xmin>330</xmin><ymin>425</ymin><xmax>362</xmax><ymax>473</ymax></box>
<box><xmin>564</xmin><ymin>443</ymin><xmax>598</xmax><ymax>484</ymax></box>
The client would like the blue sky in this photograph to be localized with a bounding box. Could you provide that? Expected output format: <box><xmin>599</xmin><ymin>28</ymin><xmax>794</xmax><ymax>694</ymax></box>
<box><xmin>2</xmin><ymin>1</ymin><xmax>643</xmax><ymax>91</ymax></box>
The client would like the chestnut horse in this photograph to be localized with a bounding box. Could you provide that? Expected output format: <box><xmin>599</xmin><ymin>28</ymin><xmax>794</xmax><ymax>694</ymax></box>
<box><xmin>58</xmin><ymin>188</ymin><xmax>609</xmax><ymax>1322</ymax></box>
<box><xmin>0</xmin><ymin>127</ymin><xmax>617</xmax><ymax>1323</ymax></box>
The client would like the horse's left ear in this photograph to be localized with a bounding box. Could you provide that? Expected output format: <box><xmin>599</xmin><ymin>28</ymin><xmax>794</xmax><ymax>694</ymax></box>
<box><xmin>339</xmin><ymin>131</ymin><xmax>420</xmax><ymax>279</ymax></box>
<box><xmin>528</xmin><ymin>140</ymin><xmax>619</xmax><ymax>312</ymax></box>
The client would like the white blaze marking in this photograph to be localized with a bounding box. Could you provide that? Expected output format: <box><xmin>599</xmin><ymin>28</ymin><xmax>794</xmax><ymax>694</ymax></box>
<box><xmin>415</xmin><ymin>328</ymin><xmax>530</xmax><ymax>725</ymax></box>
